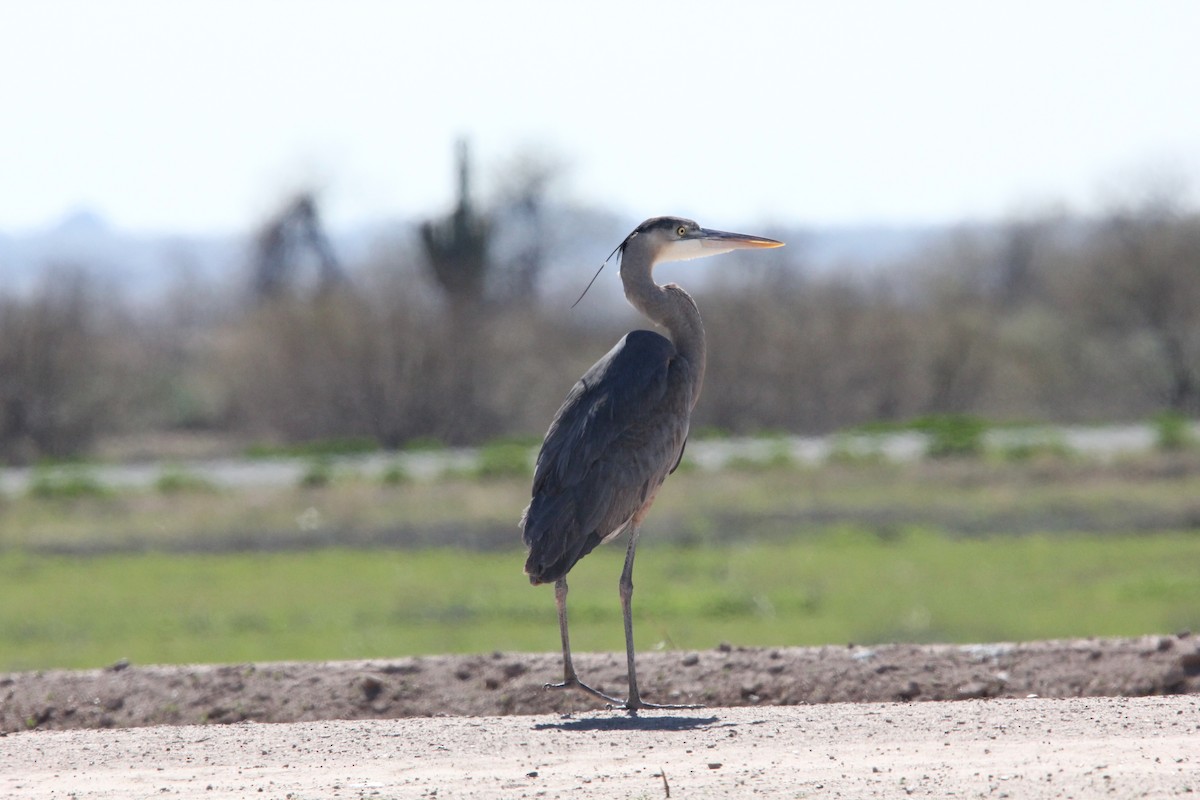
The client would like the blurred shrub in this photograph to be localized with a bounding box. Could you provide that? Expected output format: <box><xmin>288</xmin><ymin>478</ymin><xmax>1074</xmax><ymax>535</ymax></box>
<box><xmin>380</xmin><ymin>461</ymin><xmax>410</xmax><ymax>485</ymax></box>
<box><xmin>402</xmin><ymin>437</ymin><xmax>446</xmax><ymax>452</ymax></box>
<box><xmin>219</xmin><ymin>259</ymin><xmax>591</xmax><ymax>449</ymax></box>
<box><xmin>827</xmin><ymin>434</ymin><xmax>889</xmax><ymax>466</ymax></box>
<box><xmin>699</xmin><ymin>274</ymin><xmax>918</xmax><ymax>434</ymax></box>
<box><xmin>725</xmin><ymin>441</ymin><xmax>796</xmax><ymax>472</ymax></box>
<box><xmin>298</xmin><ymin>458</ymin><xmax>334</xmax><ymax>488</ymax></box>
<box><xmin>1152</xmin><ymin>411</ymin><xmax>1195</xmax><ymax>451</ymax></box>
<box><xmin>997</xmin><ymin>439</ymin><xmax>1075</xmax><ymax>463</ymax></box>
<box><xmin>475</xmin><ymin>440</ymin><xmax>534</xmax><ymax>479</ymax></box>
<box><xmin>155</xmin><ymin>466</ymin><xmax>217</xmax><ymax>494</ymax></box>
<box><xmin>912</xmin><ymin>415</ymin><xmax>988</xmax><ymax>458</ymax></box>
<box><xmin>245</xmin><ymin>437</ymin><xmax>379</xmax><ymax>459</ymax></box>
<box><xmin>27</xmin><ymin>466</ymin><xmax>109</xmax><ymax>499</ymax></box>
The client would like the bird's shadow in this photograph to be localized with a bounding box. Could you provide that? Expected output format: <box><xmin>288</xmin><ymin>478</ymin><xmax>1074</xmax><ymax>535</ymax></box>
<box><xmin>533</xmin><ymin>713</ymin><xmax>724</xmax><ymax>732</ymax></box>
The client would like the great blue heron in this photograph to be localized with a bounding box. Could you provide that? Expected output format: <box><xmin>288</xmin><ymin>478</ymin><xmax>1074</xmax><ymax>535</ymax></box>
<box><xmin>521</xmin><ymin>216</ymin><xmax>784</xmax><ymax>711</ymax></box>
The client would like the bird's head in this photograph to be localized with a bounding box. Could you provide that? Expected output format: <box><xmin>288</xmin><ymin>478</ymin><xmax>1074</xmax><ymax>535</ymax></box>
<box><xmin>621</xmin><ymin>216</ymin><xmax>784</xmax><ymax>265</ymax></box>
<box><xmin>571</xmin><ymin>216</ymin><xmax>784</xmax><ymax>308</ymax></box>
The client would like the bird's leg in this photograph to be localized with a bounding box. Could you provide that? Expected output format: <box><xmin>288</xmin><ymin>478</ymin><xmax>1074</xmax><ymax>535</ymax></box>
<box><xmin>619</xmin><ymin>525</ymin><xmax>703</xmax><ymax>714</ymax></box>
<box><xmin>543</xmin><ymin>577</ymin><xmax>626</xmax><ymax>706</ymax></box>
<box><xmin>554</xmin><ymin>577</ymin><xmax>575</xmax><ymax>683</ymax></box>
<box><xmin>619</xmin><ymin>526</ymin><xmax>645</xmax><ymax>710</ymax></box>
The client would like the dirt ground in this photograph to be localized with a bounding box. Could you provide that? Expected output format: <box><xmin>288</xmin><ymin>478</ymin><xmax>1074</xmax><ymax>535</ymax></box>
<box><xmin>3</xmin><ymin>636</ymin><xmax>1199</xmax><ymax>798</ymax></box>
<box><xmin>3</xmin><ymin>695</ymin><xmax>1197</xmax><ymax>798</ymax></box>
<box><xmin>3</xmin><ymin>634</ymin><xmax>1198</xmax><ymax>733</ymax></box>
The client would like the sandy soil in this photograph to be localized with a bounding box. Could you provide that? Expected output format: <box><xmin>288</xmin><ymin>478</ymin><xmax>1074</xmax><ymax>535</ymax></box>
<box><xmin>3</xmin><ymin>636</ymin><xmax>1198</xmax><ymax>798</ymax></box>
<box><xmin>3</xmin><ymin>696</ymin><xmax>1197</xmax><ymax>798</ymax></box>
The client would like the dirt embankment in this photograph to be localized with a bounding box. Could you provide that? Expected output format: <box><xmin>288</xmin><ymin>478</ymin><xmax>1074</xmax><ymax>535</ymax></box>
<box><xmin>4</xmin><ymin>634</ymin><xmax>1197</xmax><ymax>733</ymax></box>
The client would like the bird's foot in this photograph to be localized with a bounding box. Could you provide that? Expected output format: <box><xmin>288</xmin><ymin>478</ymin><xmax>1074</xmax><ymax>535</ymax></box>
<box><xmin>543</xmin><ymin>677</ymin><xmax>627</xmax><ymax>707</ymax></box>
<box><xmin>544</xmin><ymin>679</ymin><xmax>704</xmax><ymax>714</ymax></box>
<box><xmin>621</xmin><ymin>697</ymin><xmax>705</xmax><ymax>715</ymax></box>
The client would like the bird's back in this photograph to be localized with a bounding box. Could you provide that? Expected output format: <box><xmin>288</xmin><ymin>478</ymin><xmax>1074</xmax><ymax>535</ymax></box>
<box><xmin>521</xmin><ymin>330</ymin><xmax>697</xmax><ymax>585</ymax></box>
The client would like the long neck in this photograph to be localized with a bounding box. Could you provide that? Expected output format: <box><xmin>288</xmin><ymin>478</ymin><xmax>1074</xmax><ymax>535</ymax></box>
<box><xmin>620</xmin><ymin>243</ymin><xmax>707</xmax><ymax>408</ymax></box>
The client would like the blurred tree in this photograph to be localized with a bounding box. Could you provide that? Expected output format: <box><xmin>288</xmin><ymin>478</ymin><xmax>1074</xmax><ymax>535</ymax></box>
<box><xmin>991</xmin><ymin>214</ymin><xmax>1063</xmax><ymax>309</ymax></box>
<box><xmin>489</xmin><ymin>148</ymin><xmax>565</xmax><ymax>305</ymax></box>
<box><xmin>699</xmin><ymin>253</ymin><xmax>920</xmax><ymax>434</ymax></box>
<box><xmin>914</xmin><ymin>234</ymin><xmax>1002</xmax><ymax>415</ymax></box>
<box><xmin>0</xmin><ymin>268</ymin><xmax>121</xmax><ymax>462</ymax></box>
<box><xmin>252</xmin><ymin>193</ymin><xmax>346</xmax><ymax>302</ymax></box>
<box><xmin>1082</xmin><ymin>202</ymin><xmax>1200</xmax><ymax>413</ymax></box>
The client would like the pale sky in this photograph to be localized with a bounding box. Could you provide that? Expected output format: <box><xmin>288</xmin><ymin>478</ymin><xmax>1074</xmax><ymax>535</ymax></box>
<box><xmin>2</xmin><ymin>1</ymin><xmax>1198</xmax><ymax>234</ymax></box>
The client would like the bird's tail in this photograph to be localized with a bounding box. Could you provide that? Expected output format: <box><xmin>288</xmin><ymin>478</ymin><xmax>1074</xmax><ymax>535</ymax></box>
<box><xmin>520</xmin><ymin>497</ymin><xmax>600</xmax><ymax>585</ymax></box>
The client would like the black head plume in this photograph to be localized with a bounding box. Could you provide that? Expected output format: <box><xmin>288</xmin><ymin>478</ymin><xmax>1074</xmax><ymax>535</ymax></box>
<box><xmin>569</xmin><ymin>227</ymin><xmax>639</xmax><ymax>309</ymax></box>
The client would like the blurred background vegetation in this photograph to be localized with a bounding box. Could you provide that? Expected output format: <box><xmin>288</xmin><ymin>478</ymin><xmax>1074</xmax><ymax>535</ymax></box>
<box><xmin>3</xmin><ymin>152</ymin><xmax>1199</xmax><ymax>463</ymax></box>
<box><xmin>2</xmin><ymin>144</ymin><xmax>1199</xmax><ymax>671</ymax></box>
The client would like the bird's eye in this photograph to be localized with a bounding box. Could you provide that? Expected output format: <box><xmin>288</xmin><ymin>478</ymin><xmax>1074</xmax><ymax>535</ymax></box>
<box><xmin>676</xmin><ymin>225</ymin><xmax>687</xmax><ymax>236</ymax></box>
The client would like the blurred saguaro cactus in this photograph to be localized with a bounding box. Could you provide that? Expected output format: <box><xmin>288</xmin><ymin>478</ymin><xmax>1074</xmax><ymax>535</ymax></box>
<box><xmin>419</xmin><ymin>139</ymin><xmax>492</xmax><ymax>314</ymax></box>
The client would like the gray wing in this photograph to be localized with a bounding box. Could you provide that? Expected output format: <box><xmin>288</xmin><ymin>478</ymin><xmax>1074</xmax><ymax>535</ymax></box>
<box><xmin>521</xmin><ymin>329</ymin><xmax>696</xmax><ymax>585</ymax></box>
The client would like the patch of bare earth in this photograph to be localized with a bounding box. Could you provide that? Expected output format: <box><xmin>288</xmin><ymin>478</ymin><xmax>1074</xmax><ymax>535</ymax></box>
<box><xmin>3</xmin><ymin>697</ymin><xmax>1198</xmax><ymax>799</ymax></box>
<box><xmin>3</xmin><ymin>634</ymin><xmax>1197</xmax><ymax>733</ymax></box>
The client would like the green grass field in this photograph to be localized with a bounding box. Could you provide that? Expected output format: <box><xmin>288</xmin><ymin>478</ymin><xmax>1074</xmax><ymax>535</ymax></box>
<box><xmin>3</xmin><ymin>526</ymin><xmax>1198</xmax><ymax>672</ymax></box>
<box><xmin>4</xmin><ymin>451</ymin><xmax>1200</xmax><ymax>672</ymax></box>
